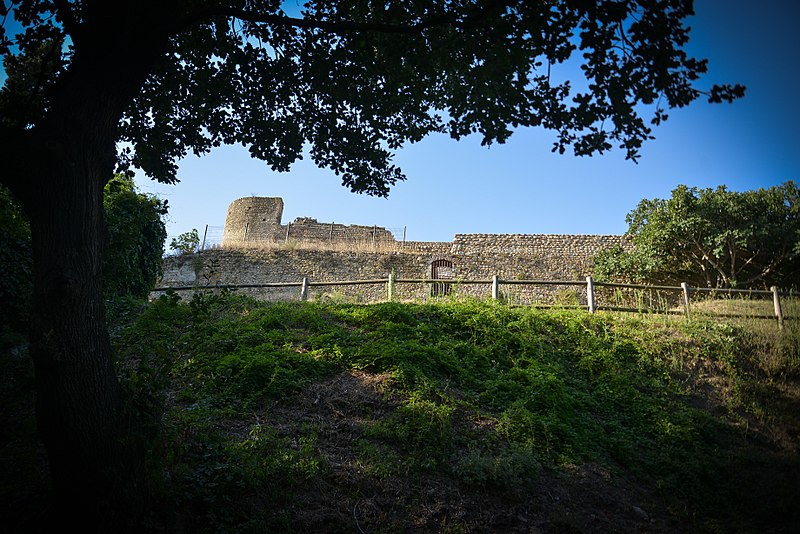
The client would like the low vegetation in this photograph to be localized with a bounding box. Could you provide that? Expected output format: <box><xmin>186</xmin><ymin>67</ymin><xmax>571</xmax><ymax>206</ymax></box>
<box><xmin>4</xmin><ymin>293</ymin><xmax>799</xmax><ymax>532</ymax></box>
<box><xmin>219</xmin><ymin>236</ymin><xmax>408</xmax><ymax>254</ymax></box>
<box><xmin>129</xmin><ymin>294</ymin><xmax>800</xmax><ymax>531</ymax></box>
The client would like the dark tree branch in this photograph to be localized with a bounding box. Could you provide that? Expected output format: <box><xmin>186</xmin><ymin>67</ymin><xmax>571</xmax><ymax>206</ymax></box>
<box><xmin>741</xmin><ymin>251</ymin><xmax>787</xmax><ymax>286</ymax></box>
<box><xmin>733</xmin><ymin>251</ymin><xmax>759</xmax><ymax>277</ymax></box>
<box><xmin>689</xmin><ymin>237</ymin><xmax>729</xmax><ymax>285</ymax></box>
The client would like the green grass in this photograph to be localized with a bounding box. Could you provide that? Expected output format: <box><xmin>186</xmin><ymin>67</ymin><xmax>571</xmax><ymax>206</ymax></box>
<box><xmin>110</xmin><ymin>291</ymin><xmax>800</xmax><ymax>532</ymax></box>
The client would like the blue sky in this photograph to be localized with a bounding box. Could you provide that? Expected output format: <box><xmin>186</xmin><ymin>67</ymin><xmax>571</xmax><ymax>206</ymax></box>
<box><xmin>135</xmin><ymin>0</ymin><xmax>799</xmax><ymax>245</ymax></box>
<box><xmin>4</xmin><ymin>2</ymin><xmax>798</xmax><ymax>244</ymax></box>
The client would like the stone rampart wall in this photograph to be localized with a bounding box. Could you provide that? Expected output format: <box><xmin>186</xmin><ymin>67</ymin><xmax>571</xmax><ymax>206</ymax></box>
<box><xmin>155</xmin><ymin>232</ymin><xmax>627</xmax><ymax>305</ymax></box>
<box><xmin>197</xmin><ymin>196</ymin><xmax>633</xmax><ymax>305</ymax></box>
<box><xmin>157</xmin><ymin>249</ymin><xmax>437</xmax><ymax>302</ymax></box>
<box><xmin>452</xmin><ymin>234</ymin><xmax>630</xmax><ymax>256</ymax></box>
<box><xmin>399</xmin><ymin>241</ymin><xmax>453</xmax><ymax>255</ymax></box>
<box><xmin>283</xmin><ymin>218</ymin><xmax>395</xmax><ymax>244</ymax></box>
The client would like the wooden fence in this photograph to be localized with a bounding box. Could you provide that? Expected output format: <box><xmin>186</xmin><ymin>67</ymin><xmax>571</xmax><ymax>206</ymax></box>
<box><xmin>154</xmin><ymin>275</ymin><xmax>795</xmax><ymax>329</ymax></box>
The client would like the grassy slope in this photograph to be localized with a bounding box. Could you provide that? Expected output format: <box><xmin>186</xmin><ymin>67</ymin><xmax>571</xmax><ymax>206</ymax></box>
<box><xmin>108</xmin><ymin>292</ymin><xmax>799</xmax><ymax>532</ymax></box>
<box><xmin>3</xmin><ymin>293</ymin><xmax>798</xmax><ymax>532</ymax></box>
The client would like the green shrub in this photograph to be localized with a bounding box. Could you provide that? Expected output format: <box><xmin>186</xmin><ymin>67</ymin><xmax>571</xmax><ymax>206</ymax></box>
<box><xmin>455</xmin><ymin>447</ymin><xmax>541</xmax><ymax>488</ymax></box>
<box><xmin>106</xmin><ymin>293</ymin><xmax>798</xmax><ymax>531</ymax></box>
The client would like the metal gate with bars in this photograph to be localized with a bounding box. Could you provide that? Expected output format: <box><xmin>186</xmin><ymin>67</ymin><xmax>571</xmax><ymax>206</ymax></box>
<box><xmin>430</xmin><ymin>259</ymin><xmax>454</xmax><ymax>297</ymax></box>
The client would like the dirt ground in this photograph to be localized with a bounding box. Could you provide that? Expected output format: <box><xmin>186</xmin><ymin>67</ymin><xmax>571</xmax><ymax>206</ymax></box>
<box><xmin>259</xmin><ymin>371</ymin><xmax>681</xmax><ymax>533</ymax></box>
<box><xmin>3</xmin><ymin>352</ymin><xmax>798</xmax><ymax>533</ymax></box>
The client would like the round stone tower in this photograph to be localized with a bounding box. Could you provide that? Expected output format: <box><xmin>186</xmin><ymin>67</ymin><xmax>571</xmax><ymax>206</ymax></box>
<box><xmin>222</xmin><ymin>197</ymin><xmax>284</xmax><ymax>246</ymax></box>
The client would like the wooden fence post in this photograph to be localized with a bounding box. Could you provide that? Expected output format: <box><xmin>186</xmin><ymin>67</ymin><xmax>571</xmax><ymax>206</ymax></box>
<box><xmin>681</xmin><ymin>282</ymin><xmax>692</xmax><ymax>320</ymax></box>
<box><xmin>586</xmin><ymin>276</ymin><xmax>595</xmax><ymax>313</ymax></box>
<box><xmin>300</xmin><ymin>277</ymin><xmax>309</xmax><ymax>301</ymax></box>
<box><xmin>491</xmin><ymin>275</ymin><xmax>499</xmax><ymax>300</ymax></box>
<box><xmin>772</xmin><ymin>286</ymin><xmax>784</xmax><ymax>330</ymax></box>
<box><xmin>201</xmin><ymin>224</ymin><xmax>208</xmax><ymax>251</ymax></box>
<box><xmin>387</xmin><ymin>271</ymin><xmax>395</xmax><ymax>302</ymax></box>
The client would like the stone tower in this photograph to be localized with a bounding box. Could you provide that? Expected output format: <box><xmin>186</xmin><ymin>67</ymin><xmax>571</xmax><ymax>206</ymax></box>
<box><xmin>222</xmin><ymin>197</ymin><xmax>284</xmax><ymax>246</ymax></box>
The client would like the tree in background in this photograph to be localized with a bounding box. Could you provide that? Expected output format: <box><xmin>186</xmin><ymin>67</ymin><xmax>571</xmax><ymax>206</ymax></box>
<box><xmin>0</xmin><ymin>0</ymin><xmax>744</xmax><ymax>527</ymax></box>
<box><xmin>0</xmin><ymin>177</ymin><xmax>167</xmax><ymax>335</ymax></box>
<box><xmin>594</xmin><ymin>181</ymin><xmax>800</xmax><ymax>289</ymax></box>
<box><xmin>103</xmin><ymin>174</ymin><xmax>168</xmax><ymax>298</ymax></box>
<box><xmin>169</xmin><ymin>228</ymin><xmax>200</xmax><ymax>256</ymax></box>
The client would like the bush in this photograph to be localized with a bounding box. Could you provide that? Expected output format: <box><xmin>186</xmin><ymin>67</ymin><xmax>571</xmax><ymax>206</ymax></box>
<box><xmin>0</xmin><ymin>185</ymin><xmax>32</xmax><ymax>339</ymax></box>
<box><xmin>103</xmin><ymin>174</ymin><xmax>168</xmax><ymax>298</ymax></box>
<box><xmin>170</xmin><ymin>229</ymin><xmax>200</xmax><ymax>255</ymax></box>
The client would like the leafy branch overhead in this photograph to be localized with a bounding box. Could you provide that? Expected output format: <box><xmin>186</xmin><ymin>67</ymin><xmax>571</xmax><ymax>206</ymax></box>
<box><xmin>3</xmin><ymin>1</ymin><xmax>743</xmax><ymax>198</ymax></box>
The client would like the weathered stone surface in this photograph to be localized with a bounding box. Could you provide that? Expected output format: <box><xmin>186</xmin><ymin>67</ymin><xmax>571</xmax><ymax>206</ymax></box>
<box><xmin>156</xmin><ymin>234</ymin><xmax>627</xmax><ymax>304</ymax></box>
<box><xmin>159</xmin><ymin>197</ymin><xmax>632</xmax><ymax>304</ymax></box>
<box><xmin>176</xmin><ymin>263</ymin><xmax>197</xmax><ymax>284</ymax></box>
<box><xmin>222</xmin><ymin>197</ymin><xmax>284</xmax><ymax>246</ymax></box>
<box><xmin>222</xmin><ymin>196</ymin><xmax>395</xmax><ymax>247</ymax></box>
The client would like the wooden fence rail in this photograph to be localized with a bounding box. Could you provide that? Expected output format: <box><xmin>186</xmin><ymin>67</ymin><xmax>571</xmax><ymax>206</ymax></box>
<box><xmin>153</xmin><ymin>275</ymin><xmax>795</xmax><ymax>329</ymax></box>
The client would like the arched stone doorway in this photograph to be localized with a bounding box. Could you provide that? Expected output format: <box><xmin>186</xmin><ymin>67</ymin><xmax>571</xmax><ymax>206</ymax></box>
<box><xmin>430</xmin><ymin>259</ymin><xmax>454</xmax><ymax>297</ymax></box>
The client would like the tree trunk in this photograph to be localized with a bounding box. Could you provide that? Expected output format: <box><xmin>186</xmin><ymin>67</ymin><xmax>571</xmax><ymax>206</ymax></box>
<box><xmin>0</xmin><ymin>3</ymin><xmax>180</xmax><ymax>529</ymax></box>
<box><xmin>17</xmin><ymin>51</ymin><xmax>157</xmax><ymax>525</ymax></box>
<box><xmin>26</xmin><ymin>143</ymin><xmax>147</xmax><ymax>530</ymax></box>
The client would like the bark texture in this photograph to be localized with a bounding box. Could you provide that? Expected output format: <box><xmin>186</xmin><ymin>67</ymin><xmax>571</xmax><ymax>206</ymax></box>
<box><xmin>8</xmin><ymin>18</ymin><xmax>170</xmax><ymax>528</ymax></box>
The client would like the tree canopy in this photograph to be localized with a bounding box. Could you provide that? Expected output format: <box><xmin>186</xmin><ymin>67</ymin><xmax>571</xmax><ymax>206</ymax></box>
<box><xmin>2</xmin><ymin>0</ymin><xmax>743</xmax><ymax>199</ymax></box>
<box><xmin>0</xmin><ymin>0</ymin><xmax>745</xmax><ymax>528</ymax></box>
<box><xmin>593</xmin><ymin>181</ymin><xmax>800</xmax><ymax>289</ymax></box>
<box><xmin>102</xmin><ymin>174</ymin><xmax>168</xmax><ymax>298</ymax></box>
